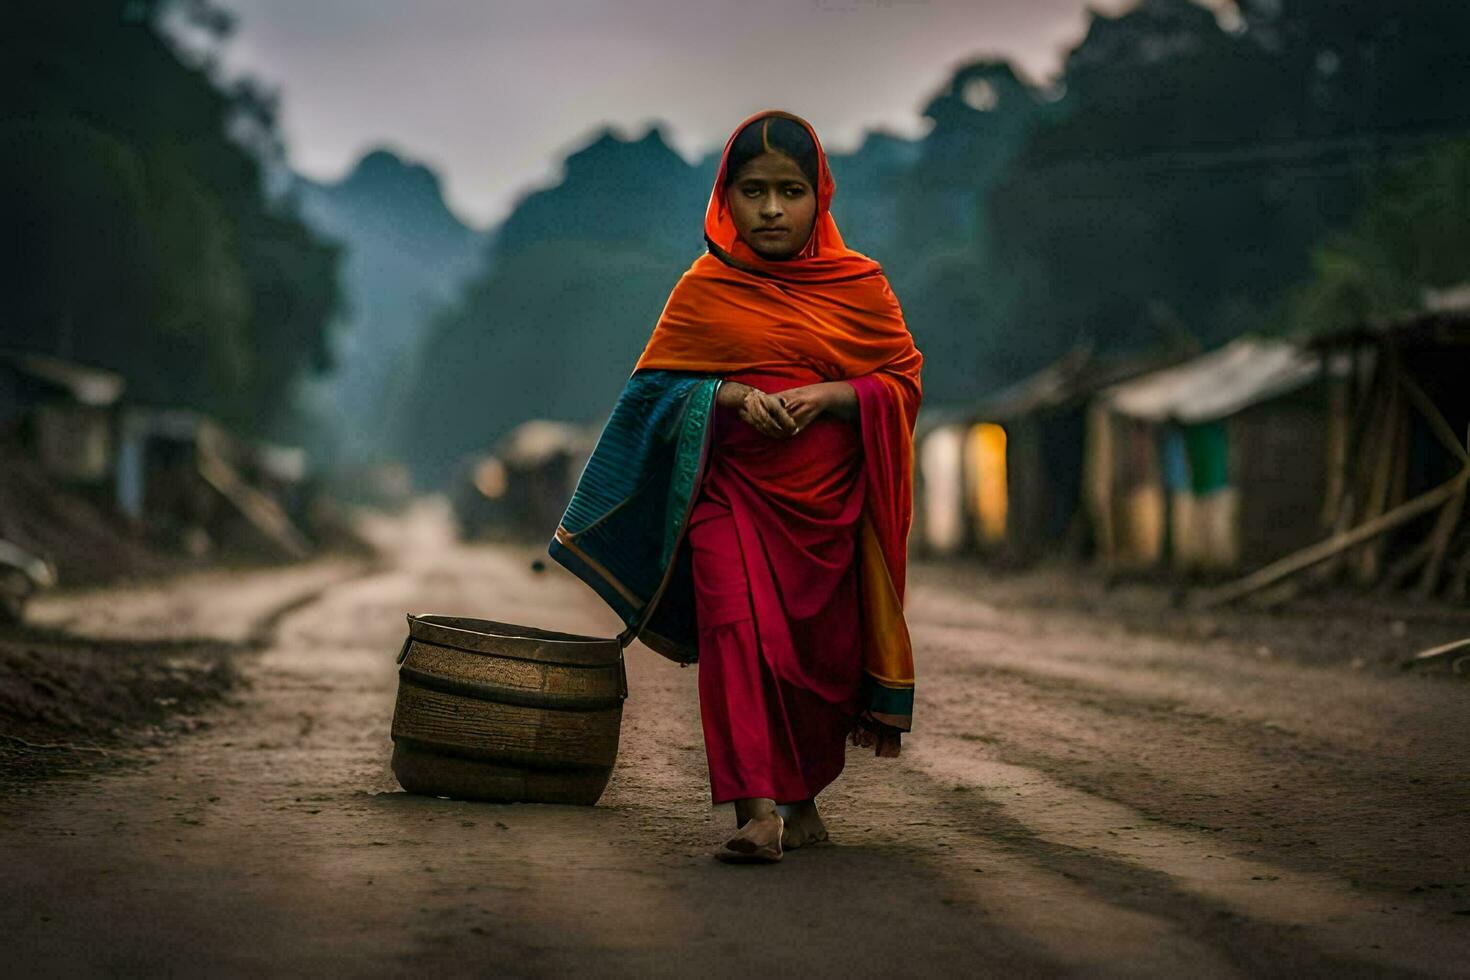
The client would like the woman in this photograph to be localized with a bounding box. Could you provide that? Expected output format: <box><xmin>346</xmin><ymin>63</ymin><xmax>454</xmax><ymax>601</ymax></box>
<box><xmin>549</xmin><ymin>110</ymin><xmax>922</xmax><ymax>864</ymax></box>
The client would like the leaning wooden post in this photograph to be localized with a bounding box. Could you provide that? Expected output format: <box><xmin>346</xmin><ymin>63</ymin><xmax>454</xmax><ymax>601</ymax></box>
<box><xmin>1400</xmin><ymin>376</ymin><xmax>1470</xmax><ymax>597</ymax></box>
<box><xmin>1404</xmin><ymin>637</ymin><xmax>1470</xmax><ymax>671</ymax></box>
<box><xmin>1191</xmin><ymin>468</ymin><xmax>1470</xmax><ymax>609</ymax></box>
<box><xmin>1352</xmin><ymin>367</ymin><xmax>1400</xmax><ymax>584</ymax></box>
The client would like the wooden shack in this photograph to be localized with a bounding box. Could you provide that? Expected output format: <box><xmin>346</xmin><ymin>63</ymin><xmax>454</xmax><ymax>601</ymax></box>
<box><xmin>0</xmin><ymin>351</ymin><xmax>124</xmax><ymax>486</ymax></box>
<box><xmin>1194</xmin><ymin>307</ymin><xmax>1470</xmax><ymax>608</ymax></box>
<box><xmin>973</xmin><ymin>347</ymin><xmax>1187</xmax><ymax>563</ymax></box>
<box><xmin>496</xmin><ymin>420</ymin><xmax>596</xmax><ymax>540</ymax></box>
<box><xmin>1087</xmin><ymin>338</ymin><xmax>1340</xmax><ymax>575</ymax></box>
<box><xmin>116</xmin><ymin>408</ymin><xmax>311</xmax><ymax>560</ymax></box>
<box><xmin>914</xmin><ymin>346</ymin><xmax>1183</xmax><ymax>561</ymax></box>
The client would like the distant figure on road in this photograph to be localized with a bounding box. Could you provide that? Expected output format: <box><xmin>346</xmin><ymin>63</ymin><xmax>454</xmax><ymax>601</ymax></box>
<box><xmin>550</xmin><ymin>110</ymin><xmax>923</xmax><ymax>863</ymax></box>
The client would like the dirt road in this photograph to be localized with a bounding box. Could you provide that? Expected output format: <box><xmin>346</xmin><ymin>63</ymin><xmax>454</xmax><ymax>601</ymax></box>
<box><xmin>2</xmin><ymin>502</ymin><xmax>1467</xmax><ymax>977</ymax></box>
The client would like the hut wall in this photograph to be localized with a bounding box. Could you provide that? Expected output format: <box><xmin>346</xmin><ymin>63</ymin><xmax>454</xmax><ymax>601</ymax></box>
<box><xmin>1002</xmin><ymin>419</ymin><xmax>1044</xmax><ymax>559</ymax></box>
<box><xmin>1171</xmin><ymin>487</ymin><xmax>1240</xmax><ymax>571</ymax></box>
<box><xmin>1120</xmin><ymin>417</ymin><xmax>1167</xmax><ymax>567</ymax></box>
<box><xmin>1039</xmin><ymin>408</ymin><xmax>1088</xmax><ymax>547</ymax></box>
<box><xmin>1169</xmin><ymin>421</ymin><xmax>1237</xmax><ymax>572</ymax></box>
<box><xmin>1089</xmin><ymin>410</ymin><xmax>1167</xmax><ymax>569</ymax></box>
<box><xmin>34</xmin><ymin>403</ymin><xmax>113</xmax><ymax>483</ymax></box>
<box><xmin>1083</xmin><ymin>403</ymin><xmax>1116</xmax><ymax>561</ymax></box>
<box><xmin>997</xmin><ymin>409</ymin><xmax>1088</xmax><ymax>562</ymax></box>
<box><xmin>1231</xmin><ymin>388</ymin><xmax>1330</xmax><ymax>569</ymax></box>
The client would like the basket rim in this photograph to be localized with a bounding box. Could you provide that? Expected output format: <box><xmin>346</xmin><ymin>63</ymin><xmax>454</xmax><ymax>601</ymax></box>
<box><xmin>405</xmin><ymin>613</ymin><xmax>622</xmax><ymax>666</ymax></box>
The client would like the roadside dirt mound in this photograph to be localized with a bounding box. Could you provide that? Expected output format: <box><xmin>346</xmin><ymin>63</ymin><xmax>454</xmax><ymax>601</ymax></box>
<box><xmin>0</xmin><ymin>446</ymin><xmax>177</xmax><ymax>587</ymax></box>
<box><xmin>0</xmin><ymin>631</ymin><xmax>238</xmax><ymax>779</ymax></box>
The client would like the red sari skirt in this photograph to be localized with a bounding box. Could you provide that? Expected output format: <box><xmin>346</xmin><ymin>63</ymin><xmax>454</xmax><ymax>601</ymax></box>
<box><xmin>687</xmin><ymin>368</ymin><xmax>866</xmax><ymax>805</ymax></box>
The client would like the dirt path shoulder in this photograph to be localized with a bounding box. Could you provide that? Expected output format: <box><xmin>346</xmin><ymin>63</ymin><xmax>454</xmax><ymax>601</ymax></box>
<box><xmin>0</xmin><ymin>556</ymin><xmax>376</xmax><ymax>780</ymax></box>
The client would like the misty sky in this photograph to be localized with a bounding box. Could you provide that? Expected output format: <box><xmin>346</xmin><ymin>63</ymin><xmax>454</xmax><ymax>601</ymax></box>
<box><xmin>215</xmin><ymin>0</ymin><xmax>1160</xmax><ymax>228</ymax></box>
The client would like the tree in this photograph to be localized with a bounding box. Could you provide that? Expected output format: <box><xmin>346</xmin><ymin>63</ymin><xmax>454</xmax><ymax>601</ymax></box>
<box><xmin>397</xmin><ymin>126</ymin><xmax>704</xmax><ymax>486</ymax></box>
<box><xmin>986</xmin><ymin>0</ymin><xmax>1470</xmax><ymax>370</ymax></box>
<box><xmin>0</xmin><ymin>0</ymin><xmax>344</xmax><ymax>437</ymax></box>
<box><xmin>1291</xmin><ymin>140</ymin><xmax>1470</xmax><ymax>331</ymax></box>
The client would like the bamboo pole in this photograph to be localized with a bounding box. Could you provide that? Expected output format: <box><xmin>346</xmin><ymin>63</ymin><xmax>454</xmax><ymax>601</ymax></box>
<box><xmin>1336</xmin><ymin>357</ymin><xmax>1387</xmax><ymax>522</ymax></box>
<box><xmin>1397</xmin><ymin>370</ymin><xmax>1470</xmax><ymax>465</ymax></box>
<box><xmin>1416</xmin><ymin>486</ymin><xmax>1466</xmax><ymax>597</ymax></box>
<box><xmin>1192</xmin><ymin>468</ymin><xmax>1470</xmax><ymax>609</ymax></box>
<box><xmin>1318</xmin><ymin>364</ymin><xmax>1388</xmax><ymax>584</ymax></box>
<box><xmin>1405</xmin><ymin>637</ymin><xmax>1470</xmax><ymax>670</ymax></box>
<box><xmin>1379</xmin><ymin>535</ymin><xmax>1436</xmax><ymax>592</ymax></box>
<box><xmin>1352</xmin><ymin>374</ymin><xmax>1401</xmax><ymax>584</ymax></box>
<box><xmin>1320</xmin><ymin>356</ymin><xmax>1348</xmax><ymax>528</ymax></box>
<box><xmin>1403</xmin><ymin>383</ymin><xmax>1470</xmax><ymax>597</ymax></box>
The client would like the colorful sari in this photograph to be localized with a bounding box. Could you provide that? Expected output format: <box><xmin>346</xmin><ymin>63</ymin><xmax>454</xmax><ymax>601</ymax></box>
<box><xmin>549</xmin><ymin>110</ymin><xmax>922</xmax><ymax>801</ymax></box>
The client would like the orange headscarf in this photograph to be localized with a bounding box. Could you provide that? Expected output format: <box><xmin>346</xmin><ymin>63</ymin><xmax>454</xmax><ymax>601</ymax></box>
<box><xmin>635</xmin><ymin>109</ymin><xmax>922</xmax><ymax>723</ymax></box>
<box><xmin>635</xmin><ymin>109</ymin><xmax>920</xmax><ymax>423</ymax></box>
<box><xmin>700</xmin><ymin>109</ymin><xmax>881</xmax><ymax>281</ymax></box>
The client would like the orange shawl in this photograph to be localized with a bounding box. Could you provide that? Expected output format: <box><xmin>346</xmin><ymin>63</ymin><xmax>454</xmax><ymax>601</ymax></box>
<box><xmin>634</xmin><ymin>109</ymin><xmax>923</xmax><ymax>731</ymax></box>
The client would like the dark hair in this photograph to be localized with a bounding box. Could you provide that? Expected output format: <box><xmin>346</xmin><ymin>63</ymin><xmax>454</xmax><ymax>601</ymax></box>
<box><xmin>724</xmin><ymin>116</ymin><xmax>819</xmax><ymax>189</ymax></box>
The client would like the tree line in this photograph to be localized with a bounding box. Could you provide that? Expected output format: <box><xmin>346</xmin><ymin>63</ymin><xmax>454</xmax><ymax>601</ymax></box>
<box><xmin>8</xmin><ymin>1</ymin><xmax>1467</xmax><ymax>486</ymax></box>
<box><xmin>398</xmin><ymin>0</ymin><xmax>1470</xmax><ymax>486</ymax></box>
<box><xmin>2</xmin><ymin>0</ymin><xmax>343</xmax><ymax>440</ymax></box>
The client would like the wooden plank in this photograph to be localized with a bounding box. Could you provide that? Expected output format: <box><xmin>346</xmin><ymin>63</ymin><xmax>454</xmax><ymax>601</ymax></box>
<box><xmin>1320</xmin><ymin>373</ymin><xmax>1350</xmax><ymax>528</ymax></box>
<box><xmin>1397</xmin><ymin>369</ymin><xmax>1470</xmax><ymax>465</ymax></box>
<box><xmin>1319</xmin><ymin>367</ymin><xmax>1386</xmax><ymax>584</ymax></box>
<box><xmin>1398</xmin><ymin>374</ymin><xmax>1470</xmax><ymax>597</ymax></box>
<box><xmin>1353</xmin><ymin>378</ymin><xmax>1402</xmax><ymax>584</ymax></box>
<box><xmin>195</xmin><ymin>441</ymin><xmax>311</xmax><ymax>559</ymax></box>
<box><xmin>1381</xmin><ymin>407</ymin><xmax>1410</xmax><ymax>576</ymax></box>
<box><xmin>1404</xmin><ymin>637</ymin><xmax>1470</xmax><ymax>670</ymax></box>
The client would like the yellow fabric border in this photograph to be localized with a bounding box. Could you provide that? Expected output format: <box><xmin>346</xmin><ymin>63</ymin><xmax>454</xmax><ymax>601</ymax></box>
<box><xmin>858</xmin><ymin>516</ymin><xmax>914</xmax><ymax>687</ymax></box>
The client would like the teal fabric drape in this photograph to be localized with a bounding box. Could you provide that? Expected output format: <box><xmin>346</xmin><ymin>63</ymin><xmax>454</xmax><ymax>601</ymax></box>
<box><xmin>548</xmin><ymin>369</ymin><xmax>720</xmax><ymax>661</ymax></box>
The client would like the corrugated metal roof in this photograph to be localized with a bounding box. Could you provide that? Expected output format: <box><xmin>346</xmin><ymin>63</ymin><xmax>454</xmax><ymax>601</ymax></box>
<box><xmin>1103</xmin><ymin>338</ymin><xmax>1321</xmax><ymax>424</ymax></box>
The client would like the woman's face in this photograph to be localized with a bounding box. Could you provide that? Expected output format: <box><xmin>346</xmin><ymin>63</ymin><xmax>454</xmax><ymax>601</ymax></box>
<box><xmin>725</xmin><ymin>151</ymin><xmax>817</xmax><ymax>260</ymax></box>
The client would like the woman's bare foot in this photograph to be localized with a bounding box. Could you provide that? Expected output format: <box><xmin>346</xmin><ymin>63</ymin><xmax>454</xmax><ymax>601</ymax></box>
<box><xmin>780</xmin><ymin>800</ymin><xmax>829</xmax><ymax>849</ymax></box>
<box><xmin>716</xmin><ymin>798</ymin><xmax>783</xmax><ymax>863</ymax></box>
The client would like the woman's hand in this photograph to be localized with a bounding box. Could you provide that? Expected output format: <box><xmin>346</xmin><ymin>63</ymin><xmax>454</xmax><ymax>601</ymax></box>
<box><xmin>720</xmin><ymin>381</ymin><xmax>798</xmax><ymax>439</ymax></box>
<box><xmin>779</xmin><ymin>381</ymin><xmax>858</xmax><ymax>432</ymax></box>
